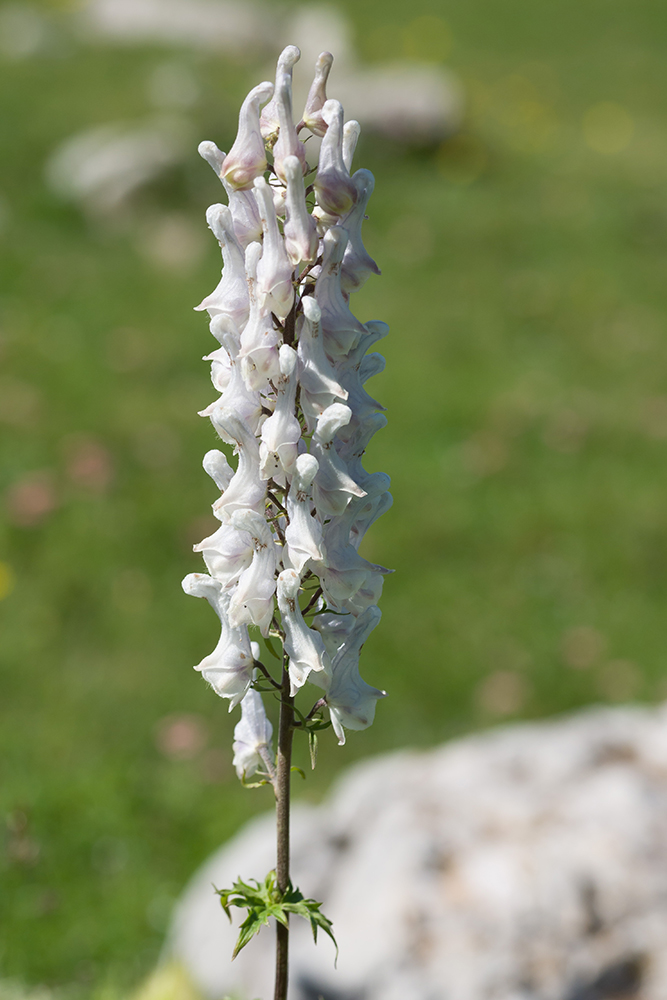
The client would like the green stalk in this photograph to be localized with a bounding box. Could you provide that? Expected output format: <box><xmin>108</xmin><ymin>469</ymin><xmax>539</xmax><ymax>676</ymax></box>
<box><xmin>274</xmin><ymin>659</ymin><xmax>294</xmax><ymax>1000</ymax></box>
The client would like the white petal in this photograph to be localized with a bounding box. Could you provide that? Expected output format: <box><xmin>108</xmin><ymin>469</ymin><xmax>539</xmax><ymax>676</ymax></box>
<box><xmin>277</xmin><ymin>568</ymin><xmax>332</xmax><ymax>695</ymax></box>
<box><xmin>210</xmin><ymin>409</ymin><xmax>265</xmax><ymax>521</ymax></box>
<box><xmin>324</xmin><ymin>605</ymin><xmax>385</xmax><ymax>744</ymax></box>
<box><xmin>227</xmin><ymin>509</ymin><xmax>277</xmax><ymax>636</ymax></box>
<box><xmin>181</xmin><ymin>573</ymin><xmax>254</xmax><ymax>708</ymax></box>
<box><xmin>232</xmin><ymin>688</ymin><xmax>273</xmax><ymax>779</ymax></box>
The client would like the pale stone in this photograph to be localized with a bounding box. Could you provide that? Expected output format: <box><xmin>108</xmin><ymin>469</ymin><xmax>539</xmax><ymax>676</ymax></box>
<box><xmin>167</xmin><ymin>703</ymin><xmax>667</xmax><ymax>999</ymax></box>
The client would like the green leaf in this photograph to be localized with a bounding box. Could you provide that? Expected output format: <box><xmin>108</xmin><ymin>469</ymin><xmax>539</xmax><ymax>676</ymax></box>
<box><xmin>232</xmin><ymin>908</ymin><xmax>266</xmax><ymax>958</ymax></box>
<box><xmin>263</xmin><ymin>635</ymin><xmax>282</xmax><ymax>660</ymax></box>
<box><xmin>214</xmin><ymin>870</ymin><xmax>337</xmax><ymax>966</ymax></box>
<box><xmin>291</xmin><ymin>766</ymin><xmax>306</xmax><ymax>780</ymax></box>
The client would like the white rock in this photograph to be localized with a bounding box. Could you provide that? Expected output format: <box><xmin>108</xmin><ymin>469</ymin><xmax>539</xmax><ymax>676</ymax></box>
<box><xmin>167</xmin><ymin>703</ymin><xmax>667</xmax><ymax>999</ymax></box>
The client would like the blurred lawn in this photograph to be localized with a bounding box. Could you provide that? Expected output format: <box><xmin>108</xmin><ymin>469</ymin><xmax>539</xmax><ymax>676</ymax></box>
<box><xmin>1</xmin><ymin>0</ymin><xmax>667</xmax><ymax>990</ymax></box>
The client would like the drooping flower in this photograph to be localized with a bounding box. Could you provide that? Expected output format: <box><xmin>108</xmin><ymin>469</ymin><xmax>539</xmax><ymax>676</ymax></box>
<box><xmin>232</xmin><ymin>688</ymin><xmax>274</xmax><ymax>779</ymax></box>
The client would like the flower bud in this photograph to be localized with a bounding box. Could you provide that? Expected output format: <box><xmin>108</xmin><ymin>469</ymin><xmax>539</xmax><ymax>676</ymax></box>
<box><xmin>301</xmin><ymin>52</ymin><xmax>334</xmax><ymax>137</ymax></box>
<box><xmin>313</xmin><ymin>100</ymin><xmax>357</xmax><ymax>218</ymax></box>
<box><xmin>221</xmin><ymin>81</ymin><xmax>273</xmax><ymax>191</ymax></box>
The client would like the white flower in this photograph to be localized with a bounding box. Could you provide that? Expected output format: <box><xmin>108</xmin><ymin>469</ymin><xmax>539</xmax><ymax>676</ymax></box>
<box><xmin>314</xmin><ymin>227</ymin><xmax>366</xmax><ymax>358</ymax></box>
<box><xmin>283</xmin><ymin>155</ymin><xmax>318</xmax><ymax>266</ymax></box>
<box><xmin>311</xmin><ymin>403</ymin><xmax>366</xmax><ymax>516</ymax></box>
<box><xmin>232</xmin><ymin>688</ymin><xmax>274</xmax><ymax>779</ymax></box>
<box><xmin>182</xmin><ymin>573</ymin><xmax>254</xmax><ymax>709</ymax></box>
<box><xmin>200</xmin><ymin>325</ymin><xmax>263</xmax><ymax>433</ymax></box>
<box><xmin>195</xmin><ymin>203</ymin><xmax>249</xmax><ymax>329</ymax></box>
<box><xmin>253</xmin><ymin>177</ymin><xmax>294</xmax><ymax>322</ymax></box>
<box><xmin>202</xmin><ymin>449</ymin><xmax>233</xmax><ymax>492</ymax></box>
<box><xmin>259</xmin><ymin>344</ymin><xmax>301</xmax><ymax>479</ymax></box>
<box><xmin>297</xmin><ymin>296</ymin><xmax>347</xmax><ymax>432</ymax></box>
<box><xmin>284</xmin><ymin>453</ymin><xmax>325</xmax><ymax>573</ymax></box>
<box><xmin>342</xmin><ymin>120</ymin><xmax>361</xmax><ymax>173</ymax></box>
<box><xmin>277</xmin><ymin>568</ymin><xmax>332</xmax><ymax>695</ymax></box>
<box><xmin>198</xmin><ymin>139</ymin><xmax>264</xmax><ymax>248</ymax></box>
<box><xmin>210</xmin><ymin>408</ymin><xmax>266</xmax><ymax>521</ymax></box>
<box><xmin>321</xmin><ymin>605</ymin><xmax>385</xmax><ymax>744</ymax></box>
<box><xmin>340</xmin><ymin>170</ymin><xmax>381</xmax><ymax>295</ymax></box>
<box><xmin>227</xmin><ymin>508</ymin><xmax>277</xmax><ymax>636</ymax></box>
<box><xmin>193</xmin><ymin>521</ymin><xmax>253</xmax><ymax>589</ymax></box>
<box><xmin>238</xmin><ymin>241</ymin><xmax>281</xmax><ymax>390</ymax></box>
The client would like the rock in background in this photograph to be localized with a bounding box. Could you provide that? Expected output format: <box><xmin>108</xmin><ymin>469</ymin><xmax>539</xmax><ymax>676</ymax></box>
<box><xmin>166</xmin><ymin>703</ymin><xmax>667</xmax><ymax>1000</ymax></box>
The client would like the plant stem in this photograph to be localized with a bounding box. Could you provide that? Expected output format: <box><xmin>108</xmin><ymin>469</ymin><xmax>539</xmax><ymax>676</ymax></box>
<box><xmin>274</xmin><ymin>662</ymin><xmax>294</xmax><ymax>1000</ymax></box>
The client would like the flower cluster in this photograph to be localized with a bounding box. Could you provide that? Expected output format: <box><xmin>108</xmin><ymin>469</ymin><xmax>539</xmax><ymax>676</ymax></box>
<box><xmin>182</xmin><ymin>45</ymin><xmax>391</xmax><ymax>778</ymax></box>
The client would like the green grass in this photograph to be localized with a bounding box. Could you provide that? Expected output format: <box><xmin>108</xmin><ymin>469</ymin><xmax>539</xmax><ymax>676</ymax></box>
<box><xmin>2</xmin><ymin>0</ymin><xmax>667</xmax><ymax>989</ymax></box>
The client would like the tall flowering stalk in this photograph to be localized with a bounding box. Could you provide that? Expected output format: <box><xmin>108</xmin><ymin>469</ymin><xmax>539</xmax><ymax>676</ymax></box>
<box><xmin>183</xmin><ymin>44</ymin><xmax>391</xmax><ymax>1000</ymax></box>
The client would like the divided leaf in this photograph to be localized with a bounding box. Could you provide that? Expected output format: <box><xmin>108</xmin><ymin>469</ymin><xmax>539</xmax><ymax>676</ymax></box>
<box><xmin>214</xmin><ymin>869</ymin><xmax>337</xmax><ymax>962</ymax></box>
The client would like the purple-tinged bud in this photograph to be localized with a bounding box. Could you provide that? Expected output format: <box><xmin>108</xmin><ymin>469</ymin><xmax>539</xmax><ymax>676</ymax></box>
<box><xmin>221</xmin><ymin>81</ymin><xmax>273</xmax><ymax>191</ymax></box>
<box><xmin>300</xmin><ymin>51</ymin><xmax>334</xmax><ymax>137</ymax></box>
<box><xmin>198</xmin><ymin>140</ymin><xmax>262</xmax><ymax>246</ymax></box>
<box><xmin>313</xmin><ymin>100</ymin><xmax>357</xmax><ymax>219</ymax></box>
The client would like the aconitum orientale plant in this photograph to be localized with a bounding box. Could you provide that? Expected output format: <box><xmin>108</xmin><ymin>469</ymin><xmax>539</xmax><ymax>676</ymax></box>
<box><xmin>182</xmin><ymin>44</ymin><xmax>391</xmax><ymax>1000</ymax></box>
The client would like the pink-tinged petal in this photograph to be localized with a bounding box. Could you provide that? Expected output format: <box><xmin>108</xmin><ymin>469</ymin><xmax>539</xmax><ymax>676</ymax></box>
<box><xmin>221</xmin><ymin>81</ymin><xmax>273</xmax><ymax>191</ymax></box>
<box><xmin>313</xmin><ymin>100</ymin><xmax>357</xmax><ymax>218</ymax></box>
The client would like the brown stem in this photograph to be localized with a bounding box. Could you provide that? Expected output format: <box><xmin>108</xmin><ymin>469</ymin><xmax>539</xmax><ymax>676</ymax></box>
<box><xmin>302</xmin><ymin>586</ymin><xmax>323</xmax><ymax>617</ymax></box>
<box><xmin>274</xmin><ymin>661</ymin><xmax>294</xmax><ymax>1000</ymax></box>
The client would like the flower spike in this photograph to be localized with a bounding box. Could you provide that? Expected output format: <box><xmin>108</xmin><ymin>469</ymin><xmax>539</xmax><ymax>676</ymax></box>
<box><xmin>186</xmin><ymin>44</ymin><xmax>392</xmax><ymax>791</ymax></box>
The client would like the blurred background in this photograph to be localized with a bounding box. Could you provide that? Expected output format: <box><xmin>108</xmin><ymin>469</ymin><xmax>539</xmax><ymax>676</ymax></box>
<box><xmin>1</xmin><ymin>0</ymin><xmax>666</xmax><ymax>992</ymax></box>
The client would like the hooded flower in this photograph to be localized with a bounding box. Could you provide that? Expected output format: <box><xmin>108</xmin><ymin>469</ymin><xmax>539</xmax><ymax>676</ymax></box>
<box><xmin>182</xmin><ymin>573</ymin><xmax>255</xmax><ymax>709</ymax></box>
<box><xmin>232</xmin><ymin>688</ymin><xmax>274</xmax><ymax>779</ymax></box>
<box><xmin>318</xmin><ymin>605</ymin><xmax>385</xmax><ymax>744</ymax></box>
<box><xmin>277</xmin><ymin>568</ymin><xmax>332</xmax><ymax>695</ymax></box>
